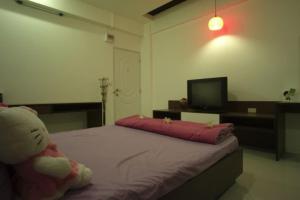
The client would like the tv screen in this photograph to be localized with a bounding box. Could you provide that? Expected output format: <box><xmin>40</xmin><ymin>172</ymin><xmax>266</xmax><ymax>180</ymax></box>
<box><xmin>187</xmin><ymin>77</ymin><xmax>228</xmax><ymax>111</ymax></box>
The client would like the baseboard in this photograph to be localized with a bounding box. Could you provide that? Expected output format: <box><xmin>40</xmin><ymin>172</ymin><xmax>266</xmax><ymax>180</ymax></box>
<box><xmin>284</xmin><ymin>152</ymin><xmax>300</xmax><ymax>161</ymax></box>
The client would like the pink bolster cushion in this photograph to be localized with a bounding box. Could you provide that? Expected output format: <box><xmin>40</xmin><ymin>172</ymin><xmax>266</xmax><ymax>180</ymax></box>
<box><xmin>116</xmin><ymin>115</ymin><xmax>234</xmax><ymax>144</ymax></box>
<box><xmin>0</xmin><ymin>103</ymin><xmax>8</xmax><ymax>108</ymax></box>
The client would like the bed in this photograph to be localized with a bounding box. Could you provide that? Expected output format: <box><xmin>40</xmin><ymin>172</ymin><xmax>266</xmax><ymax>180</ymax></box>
<box><xmin>51</xmin><ymin>125</ymin><xmax>243</xmax><ymax>200</ymax></box>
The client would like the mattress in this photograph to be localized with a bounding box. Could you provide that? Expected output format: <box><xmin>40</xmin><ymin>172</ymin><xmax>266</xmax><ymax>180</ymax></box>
<box><xmin>51</xmin><ymin>125</ymin><xmax>238</xmax><ymax>200</ymax></box>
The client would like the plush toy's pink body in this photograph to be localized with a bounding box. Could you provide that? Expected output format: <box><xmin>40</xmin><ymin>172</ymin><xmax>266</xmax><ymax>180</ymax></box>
<box><xmin>14</xmin><ymin>143</ymin><xmax>78</xmax><ymax>200</ymax></box>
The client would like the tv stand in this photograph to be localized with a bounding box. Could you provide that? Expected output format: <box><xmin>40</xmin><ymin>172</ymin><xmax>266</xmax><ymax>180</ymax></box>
<box><xmin>167</xmin><ymin>100</ymin><xmax>225</xmax><ymax>113</ymax></box>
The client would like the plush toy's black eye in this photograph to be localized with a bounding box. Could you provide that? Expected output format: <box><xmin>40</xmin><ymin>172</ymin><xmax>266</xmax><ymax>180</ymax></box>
<box><xmin>34</xmin><ymin>134</ymin><xmax>41</xmax><ymax>139</ymax></box>
<box><xmin>37</xmin><ymin>138</ymin><xmax>43</xmax><ymax>145</ymax></box>
<box><xmin>31</xmin><ymin>129</ymin><xmax>39</xmax><ymax>133</ymax></box>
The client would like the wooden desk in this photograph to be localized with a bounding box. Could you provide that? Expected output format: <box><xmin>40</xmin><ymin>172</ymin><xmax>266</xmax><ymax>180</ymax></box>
<box><xmin>221</xmin><ymin>112</ymin><xmax>281</xmax><ymax>160</ymax></box>
<box><xmin>158</xmin><ymin>100</ymin><xmax>300</xmax><ymax>161</ymax></box>
<box><xmin>277</xmin><ymin>102</ymin><xmax>300</xmax><ymax>113</ymax></box>
<box><xmin>9</xmin><ymin>102</ymin><xmax>102</xmax><ymax>128</ymax></box>
<box><xmin>276</xmin><ymin>102</ymin><xmax>300</xmax><ymax>158</ymax></box>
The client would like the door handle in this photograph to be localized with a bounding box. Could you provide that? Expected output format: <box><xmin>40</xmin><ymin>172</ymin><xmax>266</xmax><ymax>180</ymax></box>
<box><xmin>113</xmin><ymin>88</ymin><xmax>120</xmax><ymax>96</ymax></box>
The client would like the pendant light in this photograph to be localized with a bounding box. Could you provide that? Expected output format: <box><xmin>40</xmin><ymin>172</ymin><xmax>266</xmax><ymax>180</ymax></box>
<box><xmin>208</xmin><ymin>0</ymin><xmax>224</xmax><ymax>31</ymax></box>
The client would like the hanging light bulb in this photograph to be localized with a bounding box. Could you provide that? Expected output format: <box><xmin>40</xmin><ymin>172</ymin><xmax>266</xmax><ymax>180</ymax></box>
<box><xmin>208</xmin><ymin>0</ymin><xmax>224</xmax><ymax>31</ymax></box>
<box><xmin>208</xmin><ymin>16</ymin><xmax>224</xmax><ymax>31</ymax></box>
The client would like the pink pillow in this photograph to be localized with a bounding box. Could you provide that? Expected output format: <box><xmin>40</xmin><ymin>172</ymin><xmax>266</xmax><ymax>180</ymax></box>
<box><xmin>116</xmin><ymin>115</ymin><xmax>233</xmax><ymax>144</ymax></box>
<box><xmin>0</xmin><ymin>103</ymin><xmax>8</xmax><ymax>108</ymax></box>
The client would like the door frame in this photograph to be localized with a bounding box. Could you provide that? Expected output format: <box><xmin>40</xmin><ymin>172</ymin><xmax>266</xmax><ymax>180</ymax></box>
<box><xmin>113</xmin><ymin>47</ymin><xmax>141</xmax><ymax>121</ymax></box>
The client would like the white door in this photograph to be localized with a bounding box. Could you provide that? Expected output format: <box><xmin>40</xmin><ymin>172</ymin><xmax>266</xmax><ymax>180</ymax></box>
<box><xmin>114</xmin><ymin>48</ymin><xmax>141</xmax><ymax>121</ymax></box>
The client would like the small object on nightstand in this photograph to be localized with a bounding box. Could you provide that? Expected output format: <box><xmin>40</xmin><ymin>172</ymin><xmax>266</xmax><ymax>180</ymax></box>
<box><xmin>180</xmin><ymin>98</ymin><xmax>187</xmax><ymax>104</ymax></box>
<box><xmin>179</xmin><ymin>98</ymin><xmax>188</xmax><ymax>109</ymax></box>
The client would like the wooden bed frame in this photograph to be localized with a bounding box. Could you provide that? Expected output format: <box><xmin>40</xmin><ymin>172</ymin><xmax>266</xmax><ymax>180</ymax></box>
<box><xmin>160</xmin><ymin>147</ymin><xmax>243</xmax><ymax>200</ymax></box>
<box><xmin>2</xmin><ymin>97</ymin><xmax>243</xmax><ymax>200</ymax></box>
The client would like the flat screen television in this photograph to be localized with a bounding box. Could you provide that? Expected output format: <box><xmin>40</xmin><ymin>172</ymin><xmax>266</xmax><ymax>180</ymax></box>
<box><xmin>187</xmin><ymin>77</ymin><xmax>228</xmax><ymax>111</ymax></box>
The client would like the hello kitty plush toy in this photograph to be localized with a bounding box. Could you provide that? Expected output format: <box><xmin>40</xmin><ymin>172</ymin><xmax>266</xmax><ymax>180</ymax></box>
<box><xmin>0</xmin><ymin>106</ymin><xmax>92</xmax><ymax>200</ymax></box>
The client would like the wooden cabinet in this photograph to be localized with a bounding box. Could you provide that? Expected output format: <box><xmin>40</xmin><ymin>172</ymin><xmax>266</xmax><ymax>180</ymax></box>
<box><xmin>220</xmin><ymin>112</ymin><xmax>283</xmax><ymax>160</ymax></box>
<box><xmin>153</xmin><ymin>110</ymin><xmax>181</xmax><ymax>120</ymax></box>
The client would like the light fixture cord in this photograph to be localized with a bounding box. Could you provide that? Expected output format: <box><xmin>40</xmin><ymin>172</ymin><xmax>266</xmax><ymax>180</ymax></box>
<box><xmin>215</xmin><ymin>0</ymin><xmax>217</xmax><ymax>17</ymax></box>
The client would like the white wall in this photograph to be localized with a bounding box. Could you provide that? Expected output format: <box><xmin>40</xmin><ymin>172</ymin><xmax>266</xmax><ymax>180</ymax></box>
<box><xmin>0</xmin><ymin>0</ymin><xmax>142</xmax><ymax>126</ymax></box>
<box><xmin>141</xmin><ymin>23</ymin><xmax>153</xmax><ymax>117</ymax></box>
<box><xmin>141</xmin><ymin>0</ymin><xmax>300</xmax><ymax>153</ymax></box>
<box><xmin>25</xmin><ymin>0</ymin><xmax>144</xmax><ymax>36</ymax></box>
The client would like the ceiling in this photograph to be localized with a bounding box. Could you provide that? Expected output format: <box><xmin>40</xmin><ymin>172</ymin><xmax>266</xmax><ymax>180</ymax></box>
<box><xmin>81</xmin><ymin>0</ymin><xmax>173</xmax><ymax>23</ymax></box>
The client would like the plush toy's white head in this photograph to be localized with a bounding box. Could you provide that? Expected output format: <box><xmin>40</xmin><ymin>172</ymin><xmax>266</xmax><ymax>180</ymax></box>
<box><xmin>0</xmin><ymin>107</ymin><xmax>49</xmax><ymax>164</ymax></box>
